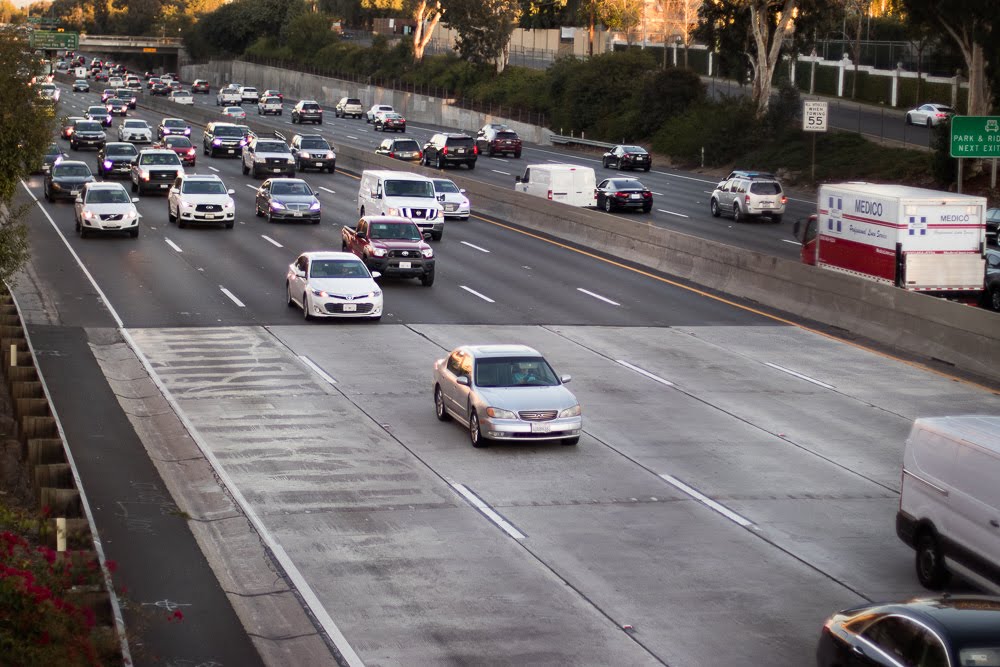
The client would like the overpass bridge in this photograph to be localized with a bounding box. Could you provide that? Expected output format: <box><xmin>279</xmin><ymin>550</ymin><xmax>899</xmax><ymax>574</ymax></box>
<box><xmin>78</xmin><ymin>34</ymin><xmax>188</xmax><ymax>66</ymax></box>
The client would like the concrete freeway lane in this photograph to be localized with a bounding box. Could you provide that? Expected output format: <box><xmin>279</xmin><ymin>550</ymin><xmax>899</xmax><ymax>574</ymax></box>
<box><xmin>16</xmin><ymin>79</ymin><xmax>1000</xmax><ymax>665</ymax></box>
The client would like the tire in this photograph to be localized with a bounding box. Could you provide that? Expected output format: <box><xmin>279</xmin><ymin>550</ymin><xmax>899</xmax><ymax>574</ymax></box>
<box><xmin>562</xmin><ymin>437</ymin><xmax>579</xmax><ymax>446</ymax></box>
<box><xmin>420</xmin><ymin>271</ymin><xmax>435</xmax><ymax>287</ymax></box>
<box><xmin>469</xmin><ymin>410</ymin><xmax>487</xmax><ymax>448</ymax></box>
<box><xmin>286</xmin><ymin>283</ymin><xmax>295</xmax><ymax>307</ymax></box>
<box><xmin>316</xmin><ymin>120</ymin><xmax>322</xmax><ymax>125</ymax></box>
<box><xmin>168</xmin><ymin>203</ymin><xmax>176</xmax><ymax>223</ymax></box>
<box><xmin>254</xmin><ymin>202</ymin><xmax>262</xmax><ymax>217</ymax></box>
<box><xmin>643</xmin><ymin>165</ymin><xmax>650</xmax><ymax>172</ymax></box>
<box><xmin>604</xmin><ymin>197</ymin><xmax>613</xmax><ymax>213</ymax></box>
<box><xmin>131</xmin><ymin>181</ymin><xmax>137</xmax><ymax>193</ymax></box>
<box><xmin>177</xmin><ymin>217</ymin><xmax>186</xmax><ymax>229</ymax></box>
<box><xmin>514</xmin><ymin>151</ymin><xmax>521</xmax><ymax>159</ymax></box>
<box><xmin>733</xmin><ymin>203</ymin><xmax>743</xmax><ymax>223</ymax></box>
<box><xmin>225</xmin><ymin>222</ymin><xmax>234</xmax><ymax>229</ymax></box>
<box><xmin>434</xmin><ymin>386</ymin><xmax>451</xmax><ymax>422</ymax></box>
<box><xmin>991</xmin><ymin>287</ymin><xmax>1000</xmax><ymax>312</ymax></box>
<box><xmin>267</xmin><ymin>210</ymin><xmax>275</xmax><ymax>224</ymax></box>
<box><xmin>302</xmin><ymin>294</ymin><xmax>312</xmax><ymax>320</ymax></box>
<box><xmin>926</xmin><ymin>118</ymin><xmax>933</xmax><ymax>128</ymax></box>
<box><xmin>642</xmin><ymin>205</ymin><xmax>652</xmax><ymax>214</ymax></box>
<box><xmin>431</xmin><ymin>231</ymin><xmax>442</xmax><ymax>241</ymax></box>
<box><xmin>915</xmin><ymin>530</ymin><xmax>950</xmax><ymax>589</ymax></box>
<box><xmin>71</xmin><ymin>142</ymin><xmax>78</xmax><ymax>151</ymax></box>
<box><xmin>44</xmin><ymin>185</ymin><xmax>52</xmax><ymax>202</ymax></box>
<box><xmin>80</xmin><ymin>226</ymin><xmax>89</xmax><ymax>238</ymax></box>
<box><xmin>467</xmin><ymin>161</ymin><xmax>475</xmax><ymax>170</ymax></box>
<box><xmin>436</xmin><ymin>156</ymin><xmax>443</xmax><ymax>170</ymax></box>
<box><xmin>602</xmin><ymin>158</ymin><xmax>609</xmax><ymax>169</ymax></box>
<box><xmin>905</xmin><ymin>113</ymin><xmax>912</xmax><ymax>125</ymax></box>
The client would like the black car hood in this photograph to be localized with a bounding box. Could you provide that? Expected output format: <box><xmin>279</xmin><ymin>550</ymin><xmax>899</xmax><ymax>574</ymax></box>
<box><xmin>51</xmin><ymin>176</ymin><xmax>95</xmax><ymax>185</ymax></box>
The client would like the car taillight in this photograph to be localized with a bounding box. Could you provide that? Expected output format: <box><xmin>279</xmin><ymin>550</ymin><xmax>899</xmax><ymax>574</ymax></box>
<box><xmin>781</xmin><ymin>195</ymin><xmax>787</xmax><ymax>205</ymax></box>
<box><xmin>389</xmin><ymin>152</ymin><xmax>395</xmax><ymax>158</ymax></box>
<box><xmin>936</xmin><ymin>113</ymin><xmax>947</xmax><ymax>118</ymax></box>
<box><xmin>187</xmin><ymin>148</ymin><xmax>196</xmax><ymax>156</ymax></box>
<box><xmin>417</xmin><ymin>151</ymin><xmax>423</xmax><ymax>159</ymax></box>
<box><xmin>473</xmin><ymin>145</ymin><xmax>478</xmax><ymax>155</ymax></box>
<box><xmin>615</xmin><ymin>191</ymin><xmax>628</xmax><ymax>198</ymax></box>
<box><xmin>744</xmin><ymin>194</ymin><xmax>751</xmax><ymax>205</ymax></box>
<box><xmin>643</xmin><ymin>192</ymin><xmax>652</xmax><ymax>198</ymax></box>
<box><xmin>547</xmin><ymin>190</ymin><xmax>553</xmax><ymax>200</ymax></box>
<box><xmin>441</xmin><ymin>146</ymin><xmax>448</xmax><ymax>155</ymax></box>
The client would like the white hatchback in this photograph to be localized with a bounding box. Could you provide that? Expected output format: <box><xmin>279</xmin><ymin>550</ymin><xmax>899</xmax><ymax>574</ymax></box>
<box><xmin>286</xmin><ymin>251</ymin><xmax>383</xmax><ymax>321</ymax></box>
<box><xmin>74</xmin><ymin>182</ymin><xmax>140</xmax><ymax>238</ymax></box>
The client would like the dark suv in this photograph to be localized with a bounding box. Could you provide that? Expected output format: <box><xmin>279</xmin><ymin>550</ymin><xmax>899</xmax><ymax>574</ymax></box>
<box><xmin>475</xmin><ymin>124</ymin><xmax>522</xmax><ymax>158</ymax></box>
<box><xmin>421</xmin><ymin>133</ymin><xmax>477</xmax><ymax>170</ymax></box>
<box><xmin>291</xmin><ymin>100</ymin><xmax>323</xmax><ymax>125</ymax></box>
<box><xmin>203</xmin><ymin>122</ymin><xmax>246</xmax><ymax>158</ymax></box>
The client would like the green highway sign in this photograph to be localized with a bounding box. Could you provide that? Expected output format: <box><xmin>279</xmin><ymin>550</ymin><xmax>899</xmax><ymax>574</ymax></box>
<box><xmin>950</xmin><ymin>116</ymin><xmax>1000</xmax><ymax>158</ymax></box>
<box><xmin>29</xmin><ymin>31</ymin><xmax>79</xmax><ymax>50</ymax></box>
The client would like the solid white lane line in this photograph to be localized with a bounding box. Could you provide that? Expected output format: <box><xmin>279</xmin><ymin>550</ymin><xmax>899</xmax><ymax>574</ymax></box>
<box><xmin>460</xmin><ymin>241</ymin><xmax>490</xmax><ymax>253</ymax></box>
<box><xmin>659</xmin><ymin>474</ymin><xmax>755</xmax><ymax>528</ymax></box>
<box><xmin>657</xmin><ymin>209</ymin><xmax>690</xmax><ymax>218</ymax></box>
<box><xmin>299</xmin><ymin>355</ymin><xmax>337</xmax><ymax>385</ymax></box>
<box><xmin>615</xmin><ymin>360</ymin><xmax>675</xmax><ymax>387</ymax></box>
<box><xmin>451</xmin><ymin>483</ymin><xmax>525</xmax><ymax>540</ymax></box>
<box><xmin>164</xmin><ymin>238</ymin><xmax>183</xmax><ymax>252</ymax></box>
<box><xmin>460</xmin><ymin>285</ymin><xmax>495</xmax><ymax>303</ymax></box>
<box><xmin>261</xmin><ymin>235</ymin><xmax>283</xmax><ymax>248</ymax></box>
<box><xmin>763</xmin><ymin>362</ymin><xmax>835</xmax><ymax>389</ymax></box>
<box><xmin>577</xmin><ymin>288</ymin><xmax>620</xmax><ymax>306</ymax></box>
<box><xmin>219</xmin><ymin>286</ymin><xmax>246</xmax><ymax>307</ymax></box>
<box><xmin>653</xmin><ymin>170</ymin><xmax>717</xmax><ymax>185</ymax></box>
<box><xmin>244</xmin><ymin>184</ymin><xmax>257</xmax><ymax>190</ymax></box>
<box><xmin>652</xmin><ymin>192</ymin><xmax>664</xmax><ymax>196</ymax></box>
<box><xmin>782</xmin><ymin>239</ymin><xmax>802</xmax><ymax>245</ymax></box>
<box><xmin>491</xmin><ymin>169</ymin><xmax>511</xmax><ymax>176</ymax></box>
<box><xmin>208</xmin><ymin>166</ymin><xmax>219</xmax><ymax>172</ymax></box>
<box><xmin>319</xmin><ymin>186</ymin><xmax>335</xmax><ymax>194</ymax></box>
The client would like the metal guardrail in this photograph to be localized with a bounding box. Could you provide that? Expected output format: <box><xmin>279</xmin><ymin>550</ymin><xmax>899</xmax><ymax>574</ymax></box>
<box><xmin>549</xmin><ymin>134</ymin><xmax>616</xmax><ymax>149</ymax></box>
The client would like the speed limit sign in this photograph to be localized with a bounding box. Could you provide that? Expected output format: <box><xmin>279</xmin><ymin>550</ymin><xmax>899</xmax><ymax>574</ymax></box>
<box><xmin>803</xmin><ymin>101</ymin><xmax>828</xmax><ymax>132</ymax></box>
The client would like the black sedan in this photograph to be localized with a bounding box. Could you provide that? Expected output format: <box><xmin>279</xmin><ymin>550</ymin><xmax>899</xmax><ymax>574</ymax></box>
<box><xmin>254</xmin><ymin>178</ymin><xmax>320</xmax><ymax>224</ymax></box>
<box><xmin>602</xmin><ymin>144</ymin><xmax>652</xmax><ymax>171</ymax></box>
<box><xmin>817</xmin><ymin>595</ymin><xmax>1000</xmax><ymax>667</ymax></box>
<box><xmin>985</xmin><ymin>248</ymin><xmax>1000</xmax><ymax>312</ymax></box>
<box><xmin>38</xmin><ymin>143</ymin><xmax>67</xmax><ymax>174</ymax></box>
<box><xmin>150</xmin><ymin>82</ymin><xmax>170</xmax><ymax>96</ymax></box>
<box><xmin>595</xmin><ymin>178</ymin><xmax>653</xmax><ymax>213</ymax></box>
<box><xmin>106</xmin><ymin>98</ymin><xmax>129</xmax><ymax>117</ymax></box>
<box><xmin>987</xmin><ymin>207</ymin><xmax>999</xmax><ymax>246</ymax></box>
<box><xmin>86</xmin><ymin>105</ymin><xmax>113</xmax><ymax>127</ymax></box>
<box><xmin>96</xmin><ymin>142</ymin><xmax>139</xmax><ymax>179</ymax></box>
<box><xmin>44</xmin><ymin>161</ymin><xmax>95</xmax><ymax>202</ymax></box>
<box><xmin>374</xmin><ymin>112</ymin><xmax>406</xmax><ymax>132</ymax></box>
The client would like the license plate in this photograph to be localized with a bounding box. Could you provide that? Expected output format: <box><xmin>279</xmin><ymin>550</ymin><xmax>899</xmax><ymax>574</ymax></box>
<box><xmin>273</xmin><ymin>168</ymin><xmax>282</xmax><ymax>172</ymax></box>
<box><xmin>342</xmin><ymin>303</ymin><xmax>357</xmax><ymax>312</ymax></box>
<box><xmin>630</xmin><ymin>193</ymin><xmax>641</xmax><ymax>199</ymax></box>
<box><xmin>314</xmin><ymin>162</ymin><xmax>323</xmax><ymax>167</ymax></box>
<box><xmin>205</xmin><ymin>214</ymin><xmax>216</xmax><ymax>219</ymax></box>
<box><xmin>531</xmin><ymin>422</ymin><xmax>554</xmax><ymax>433</ymax></box>
<box><xmin>159</xmin><ymin>184</ymin><xmax>168</xmax><ymax>189</ymax></box>
<box><xmin>398</xmin><ymin>261</ymin><xmax>412</xmax><ymax>269</ymax></box>
<box><xmin>293</xmin><ymin>211</ymin><xmax>302</xmax><ymax>217</ymax></box>
<box><xmin>227</xmin><ymin>149</ymin><xmax>234</xmax><ymax>154</ymax></box>
<box><xmin>456</xmin><ymin>148</ymin><xmax>466</xmax><ymax>154</ymax></box>
<box><xmin>760</xmin><ymin>201</ymin><xmax>773</xmax><ymax>208</ymax></box>
<box><xmin>71</xmin><ymin>190</ymin><xmax>80</xmax><ymax>195</ymax></box>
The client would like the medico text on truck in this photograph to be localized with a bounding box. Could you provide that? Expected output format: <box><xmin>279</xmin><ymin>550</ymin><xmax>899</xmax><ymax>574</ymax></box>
<box><xmin>793</xmin><ymin>183</ymin><xmax>987</xmax><ymax>300</ymax></box>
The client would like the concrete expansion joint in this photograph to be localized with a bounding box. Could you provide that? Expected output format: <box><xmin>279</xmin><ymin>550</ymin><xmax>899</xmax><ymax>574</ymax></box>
<box><xmin>184</xmin><ymin>510</ymin><xmax>244</xmax><ymax>523</ymax></box>
<box><xmin>223</xmin><ymin>587</ymin><xmax>292</xmax><ymax>599</ymax></box>
<box><xmin>246</xmin><ymin>630</ymin><xmax>320</xmax><ymax>642</ymax></box>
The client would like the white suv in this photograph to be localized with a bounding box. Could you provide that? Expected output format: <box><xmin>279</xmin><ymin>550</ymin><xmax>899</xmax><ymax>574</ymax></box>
<box><xmin>167</xmin><ymin>174</ymin><xmax>236</xmax><ymax>229</ymax></box>
<box><xmin>709</xmin><ymin>175</ymin><xmax>786</xmax><ymax>223</ymax></box>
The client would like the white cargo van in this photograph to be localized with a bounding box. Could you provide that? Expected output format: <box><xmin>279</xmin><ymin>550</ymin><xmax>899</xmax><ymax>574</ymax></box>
<box><xmin>515</xmin><ymin>164</ymin><xmax>596</xmax><ymax>208</ymax></box>
<box><xmin>357</xmin><ymin>170</ymin><xmax>444</xmax><ymax>240</ymax></box>
<box><xmin>896</xmin><ymin>415</ymin><xmax>1000</xmax><ymax>593</ymax></box>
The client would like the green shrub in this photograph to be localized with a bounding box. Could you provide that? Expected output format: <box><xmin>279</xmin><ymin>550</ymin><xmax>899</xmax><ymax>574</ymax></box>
<box><xmin>652</xmin><ymin>98</ymin><xmax>758</xmax><ymax>166</ymax></box>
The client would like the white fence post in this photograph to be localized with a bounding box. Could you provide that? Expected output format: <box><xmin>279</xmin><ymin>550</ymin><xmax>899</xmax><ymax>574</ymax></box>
<box><xmin>837</xmin><ymin>54</ymin><xmax>850</xmax><ymax>97</ymax></box>
<box><xmin>891</xmin><ymin>63</ymin><xmax>900</xmax><ymax>107</ymax></box>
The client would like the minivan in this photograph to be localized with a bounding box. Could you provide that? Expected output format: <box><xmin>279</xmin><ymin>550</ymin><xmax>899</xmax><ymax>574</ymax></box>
<box><xmin>514</xmin><ymin>164</ymin><xmax>596</xmax><ymax>208</ymax></box>
<box><xmin>357</xmin><ymin>170</ymin><xmax>444</xmax><ymax>240</ymax></box>
<box><xmin>896</xmin><ymin>415</ymin><xmax>1000</xmax><ymax>593</ymax></box>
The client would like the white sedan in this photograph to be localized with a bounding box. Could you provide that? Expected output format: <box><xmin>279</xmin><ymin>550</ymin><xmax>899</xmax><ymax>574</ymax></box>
<box><xmin>73</xmin><ymin>182</ymin><xmax>140</xmax><ymax>238</ymax></box>
<box><xmin>905</xmin><ymin>103</ymin><xmax>955</xmax><ymax>127</ymax></box>
<box><xmin>221</xmin><ymin>106</ymin><xmax>247</xmax><ymax>120</ymax></box>
<box><xmin>169</xmin><ymin>89</ymin><xmax>194</xmax><ymax>105</ymax></box>
<box><xmin>118</xmin><ymin>119</ymin><xmax>152</xmax><ymax>143</ymax></box>
<box><xmin>431</xmin><ymin>178</ymin><xmax>471</xmax><ymax>222</ymax></box>
<box><xmin>286</xmin><ymin>252</ymin><xmax>382</xmax><ymax>321</ymax></box>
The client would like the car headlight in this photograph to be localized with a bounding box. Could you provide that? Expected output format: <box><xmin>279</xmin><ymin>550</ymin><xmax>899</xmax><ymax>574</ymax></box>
<box><xmin>559</xmin><ymin>405</ymin><xmax>582</xmax><ymax>418</ymax></box>
<box><xmin>386</xmin><ymin>207</ymin><xmax>400</xmax><ymax>216</ymax></box>
<box><xmin>181</xmin><ymin>201</ymin><xmax>195</xmax><ymax>208</ymax></box>
<box><xmin>224</xmin><ymin>199</ymin><xmax>235</xmax><ymax>210</ymax></box>
<box><xmin>461</xmin><ymin>198</ymin><xmax>470</xmax><ymax>208</ymax></box>
<box><xmin>299</xmin><ymin>152</ymin><xmax>311</xmax><ymax>158</ymax></box>
<box><xmin>255</xmin><ymin>156</ymin><xmax>266</xmax><ymax>163</ymax></box>
<box><xmin>140</xmin><ymin>170</ymin><xmax>150</xmax><ymax>180</ymax></box>
<box><xmin>286</xmin><ymin>157</ymin><xmax>294</xmax><ymax>164</ymax></box>
<box><xmin>326</xmin><ymin>152</ymin><xmax>335</xmax><ymax>159</ymax></box>
<box><xmin>183</xmin><ymin>128</ymin><xmax>191</xmax><ymax>136</ymax></box>
<box><xmin>309</xmin><ymin>287</ymin><xmax>328</xmax><ymax>297</ymax></box>
<box><xmin>103</xmin><ymin>160</ymin><xmax>113</xmax><ymax>170</ymax></box>
<box><xmin>82</xmin><ymin>210</ymin><xmax>95</xmax><ymax>219</ymax></box>
<box><xmin>368</xmin><ymin>289</ymin><xmax>382</xmax><ymax>298</ymax></box>
<box><xmin>371</xmin><ymin>247</ymin><xmax>387</xmax><ymax>257</ymax></box>
<box><xmin>486</xmin><ymin>407</ymin><xmax>517</xmax><ymax>419</ymax></box>
<box><xmin>162</xmin><ymin>128</ymin><xmax>171</xmax><ymax>134</ymax></box>
<box><xmin>270</xmin><ymin>201</ymin><xmax>285</xmax><ymax>210</ymax></box>
<box><xmin>309</xmin><ymin>200</ymin><xmax>320</xmax><ymax>211</ymax></box>
<box><xmin>421</xmin><ymin>247</ymin><xmax>434</xmax><ymax>258</ymax></box>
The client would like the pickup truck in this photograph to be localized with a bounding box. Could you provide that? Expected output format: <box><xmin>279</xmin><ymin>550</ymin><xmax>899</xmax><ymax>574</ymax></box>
<box><xmin>216</xmin><ymin>86</ymin><xmax>241</xmax><ymax>106</ymax></box>
<box><xmin>341</xmin><ymin>215</ymin><xmax>435</xmax><ymax>286</ymax></box>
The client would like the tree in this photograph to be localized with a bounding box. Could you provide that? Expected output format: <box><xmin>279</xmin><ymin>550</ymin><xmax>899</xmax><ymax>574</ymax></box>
<box><xmin>600</xmin><ymin>0</ymin><xmax>642</xmax><ymax>43</ymax></box>
<box><xmin>0</xmin><ymin>28</ymin><xmax>59</xmax><ymax>283</ymax></box>
<box><xmin>447</xmin><ymin>0</ymin><xmax>520</xmax><ymax>71</ymax></box>
<box><xmin>901</xmin><ymin>0</ymin><xmax>995</xmax><ymax>115</ymax></box>
<box><xmin>411</xmin><ymin>0</ymin><xmax>445</xmax><ymax>61</ymax></box>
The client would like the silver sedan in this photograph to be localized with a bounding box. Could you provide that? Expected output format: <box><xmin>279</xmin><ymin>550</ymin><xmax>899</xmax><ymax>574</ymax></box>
<box><xmin>905</xmin><ymin>103</ymin><xmax>955</xmax><ymax>127</ymax></box>
<box><xmin>432</xmin><ymin>344</ymin><xmax>583</xmax><ymax>447</ymax></box>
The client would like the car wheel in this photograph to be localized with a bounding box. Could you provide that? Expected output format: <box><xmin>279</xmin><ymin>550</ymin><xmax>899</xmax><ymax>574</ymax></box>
<box><xmin>267</xmin><ymin>210</ymin><xmax>275</xmax><ymax>224</ymax></box>
<box><xmin>80</xmin><ymin>226</ymin><xmax>89</xmax><ymax>238</ymax></box>
<box><xmin>467</xmin><ymin>161</ymin><xmax>475</xmax><ymax>170</ymax></box>
<box><xmin>44</xmin><ymin>185</ymin><xmax>52</xmax><ymax>202</ymax></box>
<box><xmin>733</xmin><ymin>203</ymin><xmax>743</xmax><ymax>222</ymax></box>
<box><xmin>604</xmin><ymin>197</ymin><xmax>613</xmax><ymax>213</ymax></box>
<box><xmin>177</xmin><ymin>217</ymin><xmax>186</xmax><ymax>229</ymax></box>
<box><xmin>316</xmin><ymin>120</ymin><xmax>322</xmax><ymax>125</ymax></box>
<box><xmin>562</xmin><ymin>437</ymin><xmax>579</xmax><ymax>446</ymax></box>
<box><xmin>643</xmin><ymin>165</ymin><xmax>650</xmax><ymax>172</ymax></box>
<box><xmin>916</xmin><ymin>530</ymin><xmax>950</xmax><ymax>589</ymax></box>
<box><xmin>286</xmin><ymin>283</ymin><xmax>295</xmax><ymax>308</ymax></box>
<box><xmin>254</xmin><ymin>202</ymin><xmax>262</xmax><ymax>217</ymax></box>
<box><xmin>434</xmin><ymin>386</ymin><xmax>451</xmax><ymax>422</ymax></box>
<box><xmin>642</xmin><ymin>205</ymin><xmax>652</xmax><ymax>214</ymax></box>
<box><xmin>436</xmin><ymin>156</ymin><xmax>443</xmax><ymax>170</ymax></box>
<box><xmin>71</xmin><ymin>142</ymin><xmax>78</xmax><ymax>151</ymax></box>
<box><xmin>168</xmin><ymin>203</ymin><xmax>176</xmax><ymax>223</ymax></box>
<box><xmin>514</xmin><ymin>151</ymin><xmax>521</xmax><ymax>159</ymax></box>
<box><xmin>469</xmin><ymin>410</ymin><xmax>487</xmax><ymax>448</ymax></box>
<box><xmin>926</xmin><ymin>118</ymin><xmax>933</xmax><ymax>128</ymax></box>
<box><xmin>420</xmin><ymin>271</ymin><xmax>435</xmax><ymax>287</ymax></box>
<box><xmin>602</xmin><ymin>158</ymin><xmax>609</xmax><ymax>169</ymax></box>
<box><xmin>432</xmin><ymin>231</ymin><xmax>442</xmax><ymax>241</ymax></box>
<box><xmin>991</xmin><ymin>287</ymin><xmax>1000</xmax><ymax>312</ymax></box>
<box><xmin>302</xmin><ymin>294</ymin><xmax>312</xmax><ymax>320</ymax></box>
<box><xmin>242</xmin><ymin>161</ymin><xmax>249</xmax><ymax>175</ymax></box>
<box><xmin>905</xmin><ymin>113</ymin><xmax>912</xmax><ymax>125</ymax></box>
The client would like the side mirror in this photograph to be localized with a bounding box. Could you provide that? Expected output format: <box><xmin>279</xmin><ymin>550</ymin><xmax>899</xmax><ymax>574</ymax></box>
<box><xmin>295</xmin><ymin>269</ymin><xmax>305</xmax><ymax>278</ymax></box>
<box><xmin>227</xmin><ymin>189</ymin><xmax>235</xmax><ymax>195</ymax></box>
<box><xmin>456</xmin><ymin>376</ymin><xmax>470</xmax><ymax>386</ymax></box>
<box><xmin>131</xmin><ymin>197</ymin><xmax>139</xmax><ymax>203</ymax></box>
<box><xmin>560</xmin><ymin>375</ymin><xmax>572</xmax><ymax>384</ymax></box>
<box><xmin>515</xmin><ymin>175</ymin><xmax>522</xmax><ymax>183</ymax></box>
<box><xmin>459</xmin><ymin>189</ymin><xmax>466</xmax><ymax>194</ymax></box>
<box><xmin>372</xmin><ymin>191</ymin><xmax>382</xmax><ymax>200</ymax></box>
<box><xmin>437</xmin><ymin>194</ymin><xmax>445</xmax><ymax>201</ymax></box>
<box><xmin>371</xmin><ymin>271</ymin><xmax>381</xmax><ymax>279</ymax></box>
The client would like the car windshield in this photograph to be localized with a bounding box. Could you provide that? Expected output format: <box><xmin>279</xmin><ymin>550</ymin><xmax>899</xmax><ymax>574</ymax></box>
<box><xmin>139</xmin><ymin>153</ymin><xmax>180</xmax><ymax>166</ymax></box>
<box><xmin>474</xmin><ymin>357</ymin><xmax>559</xmax><ymax>388</ymax></box>
<box><xmin>75</xmin><ymin>122</ymin><xmax>101</xmax><ymax>132</ymax></box>
<box><xmin>214</xmin><ymin>126</ymin><xmax>242</xmax><ymax>137</ymax></box>
<box><xmin>173</xmin><ymin>90</ymin><xmax>191</xmax><ymax>96</ymax></box>
<box><xmin>384</xmin><ymin>180</ymin><xmax>434</xmax><ymax>198</ymax></box>
<box><xmin>86</xmin><ymin>188</ymin><xmax>130</xmax><ymax>204</ymax></box>
<box><xmin>271</xmin><ymin>181</ymin><xmax>312</xmax><ymax>195</ymax></box>
<box><xmin>394</xmin><ymin>140</ymin><xmax>420</xmax><ymax>151</ymax></box>
<box><xmin>165</xmin><ymin>120</ymin><xmax>186</xmax><ymax>128</ymax></box>
<box><xmin>88</xmin><ymin>107</ymin><xmax>106</xmax><ymax>114</ymax></box>
<box><xmin>54</xmin><ymin>164</ymin><xmax>92</xmax><ymax>177</ymax></box>
<box><xmin>750</xmin><ymin>182</ymin><xmax>782</xmax><ymax>195</ymax></box>
<box><xmin>262</xmin><ymin>97</ymin><xmax>279</xmax><ymax>104</ymax></box>
<box><xmin>368</xmin><ymin>223</ymin><xmax>421</xmax><ymax>241</ymax></box>
<box><xmin>183</xmin><ymin>180</ymin><xmax>226</xmax><ymax>194</ymax></box>
<box><xmin>300</xmin><ymin>139</ymin><xmax>329</xmax><ymax>149</ymax></box>
<box><xmin>106</xmin><ymin>145</ymin><xmax>137</xmax><ymax>156</ymax></box>
<box><xmin>165</xmin><ymin>137</ymin><xmax>192</xmax><ymax>148</ymax></box>
<box><xmin>45</xmin><ymin>144</ymin><xmax>60</xmax><ymax>155</ymax></box>
<box><xmin>622</xmin><ymin>145</ymin><xmax>646</xmax><ymax>153</ymax></box>
<box><xmin>256</xmin><ymin>141</ymin><xmax>289</xmax><ymax>153</ymax></box>
<box><xmin>124</xmin><ymin>121</ymin><xmax>146</xmax><ymax>128</ymax></box>
<box><xmin>225</xmin><ymin>107</ymin><xmax>244</xmax><ymax>113</ymax></box>
<box><xmin>433</xmin><ymin>179</ymin><xmax>460</xmax><ymax>193</ymax></box>
<box><xmin>310</xmin><ymin>260</ymin><xmax>368</xmax><ymax>278</ymax></box>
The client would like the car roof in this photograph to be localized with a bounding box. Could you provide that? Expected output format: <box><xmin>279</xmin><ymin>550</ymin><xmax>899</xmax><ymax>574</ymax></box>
<box><xmin>361</xmin><ymin>215</ymin><xmax>418</xmax><ymax>225</ymax></box>
<box><xmin>301</xmin><ymin>251</ymin><xmax>360</xmax><ymax>262</ymax></box>
<box><xmin>54</xmin><ymin>160</ymin><xmax>89</xmax><ymax>167</ymax></box>
<box><xmin>181</xmin><ymin>174</ymin><xmax>223</xmax><ymax>181</ymax></box>
<box><xmin>870</xmin><ymin>596</ymin><xmax>1000</xmax><ymax>646</ymax></box>
<box><xmin>364</xmin><ymin>170</ymin><xmax>433</xmax><ymax>181</ymax></box>
<box><xmin>84</xmin><ymin>182</ymin><xmax>127</xmax><ymax>190</ymax></box>
<box><xmin>461</xmin><ymin>345</ymin><xmax>543</xmax><ymax>358</ymax></box>
<box><xmin>162</xmin><ymin>117</ymin><xmax>185</xmax><ymax>122</ymax></box>
<box><xmin>138</xmin><ymin>149</ymin><xmax>177</xmax><ymax>155</ymax></box>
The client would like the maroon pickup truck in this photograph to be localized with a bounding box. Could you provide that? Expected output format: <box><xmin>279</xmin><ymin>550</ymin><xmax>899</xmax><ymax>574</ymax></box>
<box><xmin>341</xmin><ymin>215</ymin><xmax>436</xmax><ymax>286</ymax></box>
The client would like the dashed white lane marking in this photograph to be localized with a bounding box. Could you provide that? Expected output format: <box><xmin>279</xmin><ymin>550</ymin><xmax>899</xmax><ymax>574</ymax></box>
<box><xmin>261</xmin><ymin>235</ymin><xmax>283</xmax><ymax>248</ymax></box>
<box><xmin>652</xmin><ymin>192</ymin><xmax>664</xmax><ymax>196</ymax></box>
<box><xmin>299</xmin><ymin>355</ymin><xmax>337</xmax><ymax>385</ymax></box>
<box><xmin>460</xmin><ymin>241</ymin><xmax>490</xmax><ymax>253</ymax></box>
<box><xmin>577</xmin><ymin>288</ymin><xmax>619</xmax><ymax>306</ymax></box>
<box><xmin>763</xmin><ymin>362</ymin><xmax>835</xmax><ymax>390</ymax></box>
<box><xmin>615</xmin><ymin>360</ymin><xmax>675</xmax><ymax>387</ymax></box>
<box><xmin>319</xmin><ymin>186</ymin><xmax>335</xmax><ymax>194</ymax></box>
<box><xmin>659</xmin><ymin>474</ymin><xmax>755</xmax><ymax>528</ymax></box>
<box><xmin>164</xmin><ymin>238</ymin><xmax>182</xmax><ymax>252</ymax></box>
<box><xmin>782</xmin><ymin>239</ymin><xmax>802</xmax><ymax>245</ymax></box>
<box><xmin>208</xmin><ymin>166</ymin><xmax>219</xmax><ymax>172</ymax></box>
<box><xmin>346</xmin><ymin>135</ymin><xmax>359</xmax><ymax>140</ymax></box>
<box><xmin>451</xmin><ymin>483</ymin><xmax>525</xmax><ymax>540</ymax></box>
<box><xmin>490</xmin><ymin>157</ymin><xmax>509</xmax><ymax>162</ymax></box>
<box><xmin>460</xmin><ymin>285</ymin><xmax>495</xmax><ymax>303</ymax></box>
<box><xmin>658</xmin><ymin>209</ymin><xmax>689</xmax><ymax>218</ymax></box>
<box><xmin>244</xmin><ymin>184</ymin><xmax>257</xmax><ymax>190</ymax></box>
<box><xmin>219</xmin><ymin>286</ymin><xmax>246</xmax><ymax>307</ymax></box>
<box><xmin>491</xmin><ymin>169</ymin><xmax>511</xmax><ymax>176</ymax></box>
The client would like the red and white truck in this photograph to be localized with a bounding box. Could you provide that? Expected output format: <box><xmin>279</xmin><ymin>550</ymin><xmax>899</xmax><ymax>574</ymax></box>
<box><xmin>794</xmin><ymin>183</ymin><xmax>987</xmax><ymax>299</ymax></box>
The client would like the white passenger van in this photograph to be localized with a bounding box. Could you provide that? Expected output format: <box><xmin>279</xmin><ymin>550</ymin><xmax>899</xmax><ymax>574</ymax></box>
<box><xmin>514</xmin><ymin>163</ymin><xmax>596</xmax><ymax>208</ymax></box>
<box><xmin>896</xmin><ymin>415</ymin><xmax>1000</xmax><ymax>593</ymax></box>
<box><xmin>357</xmin><ymin>170</ymin><xmax>444</xmax><ymax>240</ymax></box>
